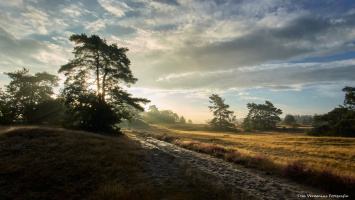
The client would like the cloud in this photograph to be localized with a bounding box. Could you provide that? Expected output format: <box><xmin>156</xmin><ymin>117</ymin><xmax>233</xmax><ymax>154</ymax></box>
<box><xmin>85</xmin><ymin>19</ymin><xmax>107</xmax><ymax>33</ymax></box>
<box><xmin>20</xmin><ymin>5</ymin><xmax>50</xmax><ymax>34</ymax></box>
<box><xmin>0</xmin><ymin>27</ymin><xmax>70</xmax><ymax>75</ymax></box>
<box><xmin>136</xmin><ymin>59</ymin><xmax>355</xmax><ymax>90</ymax></box>
<box><xmin>98</xmin><ymin>0</ymin><xmax>131</xmax><ymax>17</ymax></box>
<box><xmin>1</xmin><ymin>0</ymin><xmax>355</xmax><ymax>95</ymax></box>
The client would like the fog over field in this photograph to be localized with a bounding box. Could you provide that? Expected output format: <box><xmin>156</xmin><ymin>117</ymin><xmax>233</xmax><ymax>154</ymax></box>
<box><xmin>1</xmin><ymin>0</ymin><xmax>355</xmax><ymax>123</ymax></box>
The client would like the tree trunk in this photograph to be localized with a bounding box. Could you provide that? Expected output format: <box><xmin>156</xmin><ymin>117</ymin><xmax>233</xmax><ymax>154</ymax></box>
<box><xmin>95</xmin><ymin>52</ymin><xmax>101</xmax><ymax>103</ymax></box>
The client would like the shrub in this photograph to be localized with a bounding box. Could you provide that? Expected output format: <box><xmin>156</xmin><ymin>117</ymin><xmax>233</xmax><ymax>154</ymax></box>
<box><xmin>284</xmin><ymin>161</ymin><xmax>310</xmax><ymax>181</ymax></box>
<box><xmin>290</xmin><ymin>122</ymin><xmax>300</xmax><ymax>128</ymax></box>
<box><xmin>243</xmin><ymin>127</ymin><xmax>253</xmax><ymax>132</ymax></box>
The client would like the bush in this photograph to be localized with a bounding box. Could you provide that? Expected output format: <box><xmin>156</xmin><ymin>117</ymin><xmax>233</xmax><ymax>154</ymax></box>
<box><xmin>290</xmin><ymin>122</ymin><xmax>300</xmax><ymax>128</ymax></box>
<box><xmin>243</xmin><ymin>127</ymin><xmax>253</xmax><ymax>132</ymax></box>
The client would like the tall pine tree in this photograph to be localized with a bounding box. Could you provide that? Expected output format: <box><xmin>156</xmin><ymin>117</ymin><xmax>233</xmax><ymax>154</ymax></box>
<box><xmin>59</xmin><ymin>34</ymin><xmax>150</xmax><ymax>133</ymax></box>
<box><xmin>208</xmin><ymin>94</ymin><xmax>236</xmax><ymax>131</ymax></box>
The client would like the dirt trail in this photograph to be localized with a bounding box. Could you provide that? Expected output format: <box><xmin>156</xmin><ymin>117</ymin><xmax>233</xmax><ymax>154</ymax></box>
<box><xmin>128</xmin><ymin>132</ymin><xmax>330</xmax><ymax>200</ymax></box>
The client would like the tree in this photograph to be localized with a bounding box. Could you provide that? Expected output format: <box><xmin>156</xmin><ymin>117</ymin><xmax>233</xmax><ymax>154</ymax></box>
<box><xmin>188</xmin><ymin>119</ymin><xmax>193</xmax><ymax>124</ymax></box>
<box><xmin>0</xmin><ymin>89</ymin><xmax>12</xmax><ymax>125</ymax></box>
<box><xmin>208</xmin><ymin>94</ymin><xmax>236</xmax><ymax>131</ymax></box>
<box><xmin>307</xmin><ymin>86</ymin><xmax>355</xmax><ymax>137</ymax></box>
<box><xmin>342</xmin><ymin>86</ymin><xmax>355</xmax><ymax>110</ymax></box>
<box><xmin>179</xmin><ymin>116</ymin><xmax>186</xmax><ymax>124</ymax></box>
<box><xmin>243</xmin><ymin>101</ymin><xmax>282</xmax><ymax>130</ymax></box>
<box><xmin>284</xmin><ymin>114</ymin><xmax>297</xmax><ymax>125</ymax></box>
<box><xmin>0</xmin><ymin>68</ymin><xmax>59</xmax><ymax>124</ymax></box>
<box><xmin>59</xmin><ymin>34</ymin><xmax>150</xmax><ymax>133</ymax></box>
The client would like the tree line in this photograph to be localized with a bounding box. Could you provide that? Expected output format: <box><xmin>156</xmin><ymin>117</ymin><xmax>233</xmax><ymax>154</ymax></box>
<box><xmin>207</xmin><ymin>89</ymin><xmax>355</xmax><ymax>137</ymax></box>
<box><xmin>140</xmin><ymin>105</ymin><xmax>192</xmax><ymax>124</ymax></box>
<box><xmin>0</xmin><ymin>34</ymin><xmax>150</xmax><ymax>134</ymax></box>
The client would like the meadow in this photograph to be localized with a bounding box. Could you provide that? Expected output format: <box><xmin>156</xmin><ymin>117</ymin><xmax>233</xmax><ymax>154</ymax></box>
<box><xmin>130</xmin><ymin>122</ymin><xmax>355</xmax><ymax>195</ymax></box>
<box><xmin>132</xmin><ymin>123</ymin><xmax>355</xmax><ymax>176</ymax></box>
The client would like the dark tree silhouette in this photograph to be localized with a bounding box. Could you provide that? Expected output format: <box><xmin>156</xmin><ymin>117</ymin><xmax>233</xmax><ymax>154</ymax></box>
<box><xmin>342</xmin><ymin>86</ymin><xmax>355</xmax><ymax>110</ymax></box>
<box><xmin>243</xmin><ymin>101</ymin><xmax>282</xmax><ymax>130</ymax></box>
<box><xmin>59</xmin><ymin>34</ymin><xmax>150</xmax><ymax>133</ymax></box>
<box><xmin>208</xmin><ymin>94</ymin><xmax>236</xmax><ymax>131</ymax></box>
<box><xmin>0</xmin><ymin>68</ymin><xmax>59</xmax><ymax>124</ymax></box>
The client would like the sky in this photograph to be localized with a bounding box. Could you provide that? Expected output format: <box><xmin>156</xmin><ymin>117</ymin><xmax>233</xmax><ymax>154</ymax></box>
<box><xmin>1</xmin><ymin>0</ymin><xmax>355</xmax><ymax>123</ymax></box>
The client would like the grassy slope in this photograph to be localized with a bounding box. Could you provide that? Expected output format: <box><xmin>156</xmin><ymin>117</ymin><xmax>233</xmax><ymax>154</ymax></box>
<box><xmin>0</xmin><ymin>126</ymin><xmax>155</xmax><ymax>200</ymax></box>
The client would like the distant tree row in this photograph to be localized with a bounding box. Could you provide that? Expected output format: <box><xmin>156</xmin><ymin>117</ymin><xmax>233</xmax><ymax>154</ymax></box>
<box><xmin>283</xmin><ymin>114</ymin><xmax>313</xmax><ymax>125</ymax></box>
<box><xmin>0</xmin><ymin>34</ymin><xmax>150</xmax><ymax>134</ymax></box>
<box><xmin>141</xmin><ymin>105</ymin><xmax>191</xmax><ymax>124</ymax></box>
<box><xmin>208</xmin><ymin>89</ymin><xmax>355</xmax><ymax>137</ymax></box>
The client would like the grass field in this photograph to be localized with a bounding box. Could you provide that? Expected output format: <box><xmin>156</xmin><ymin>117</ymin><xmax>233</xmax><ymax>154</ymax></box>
<box><xmin>129</xmin><ymin>122</ymin><xmax>355</xmax><ymax>195</ymax></box>
<box><xmin>131</xmin><ymin>122</ymin><xmax>355</xmax><ymax>176</ymax></box>
<box><xmin>1</xmin><ymin>126</ymin><xmax>242</xmax><ymax>200</ymax></box>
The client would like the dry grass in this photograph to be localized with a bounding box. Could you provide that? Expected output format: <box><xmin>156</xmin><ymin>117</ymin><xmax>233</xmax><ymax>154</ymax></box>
<box><xmin>0</xmin><ymin>126</ymin><xmax>156</xmax><ymax>200</ymax></box>
<box><xmin>0</xmin><ymin>126</ymin><xmax>250</xmax><ymax>200</ymax></box>
<box><xmin>130</xmin><ymin>122</ymin><xmax>355</xmax><ymax>196</ymax></box>
<box><xmin>135</xmin><ymin>123</ymin><xmax>355</xmax><ymax>176</ymax></box>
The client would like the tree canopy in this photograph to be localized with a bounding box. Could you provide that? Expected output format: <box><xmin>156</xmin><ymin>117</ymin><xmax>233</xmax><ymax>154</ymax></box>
<box><xmin>243</xmin><ymin>100</ymin><xmax>282</xmax><ymax>130</ymax></box>
<box><xmin>307</xmin><ymin>86</ymin><xmax>355</xmax><ymax>137</ymax></box>
<box><xmin>0</xmin><ymin>68</ymin><xmax>59</xmax><ymax>124</ymax></box>
<box><xmin>342</xmin><ymin>86</ymin><xmax>355</xmax><ymax>110</ymax></box>
<box><xmin>208</xmin><ymin>94</ymin><xmax>236</xmax><ymax>131</ymax></box>
<box><xmin>59</xmin><ymin>34</ymin><xmax>150</xmax><ymax>133</ymax></box>
<box><xmin>284</xmin><ymin>114</ymin><xmax>297</xmax><ymax>125</ymax></box>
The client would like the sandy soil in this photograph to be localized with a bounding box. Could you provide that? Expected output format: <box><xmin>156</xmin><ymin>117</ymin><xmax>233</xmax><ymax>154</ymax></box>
<box><xmin>128</xmin><ymin>132</ymin><xmax>331</xmax><ymax>200</ymax></box>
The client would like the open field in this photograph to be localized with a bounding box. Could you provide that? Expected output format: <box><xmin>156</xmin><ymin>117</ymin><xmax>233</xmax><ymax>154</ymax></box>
<box><xmin>0</xmin><ymin>126</ymin><xmax>236</xmax><ymax>200</ymax></box>
<box><xmin>131</xmin><ymin>122</ymin><xmax>355</xmax><ymax>176</ymax></box>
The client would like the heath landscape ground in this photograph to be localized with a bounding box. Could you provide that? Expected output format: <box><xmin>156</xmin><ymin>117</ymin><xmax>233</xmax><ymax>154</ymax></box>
<box><xmin>129</xmin><ymin>121</ymin><xmax>355</xmax><ymax>196</ymax></box>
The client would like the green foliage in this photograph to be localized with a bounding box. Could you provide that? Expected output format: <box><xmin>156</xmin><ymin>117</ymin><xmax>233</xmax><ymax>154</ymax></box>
<box><xmin>0</xmin><ymin>68</ymin><xmax>59</xmax><ymax>125</ymax></box>
<box><xmin>307</xmin><ymin>87</ymin><xmax>355</xmax><ymax>137</ymax></box>
<box><xmin>284</xmin><ymin>114</ymin><xmax>297</xmax><ymax>125</ymax></box>
<box><xmin>59</xmin><ymin>34</ymin><xmax>150</xmax><ymax>133</ymax></box>
<box><xmin>208</xmin><ymin>94</ymin><xmax>236</xmax><ymax>131</ymax></box>
<box><xmin>307</xmin><ymin>108</ymin><xmax>355</xmax><ymax>137</ymax></box>
<box><xmin>243</xmin><ymin>100</ymin><xmax>282</xmax><ymax>130</ymax></box>
<box><xmin>243</xmin><ymin>127</ymin><xmax>253</xmax><ymax>132</ymax></box>
<box><xmin>290</xmin><ymin>122</ymin><xmax>300</xmax><ymax>128</ymax></box>
<box><xmin>342</xmin><ymin>86</ymin><xmax>355</xmax><ymax>109</ymax></box>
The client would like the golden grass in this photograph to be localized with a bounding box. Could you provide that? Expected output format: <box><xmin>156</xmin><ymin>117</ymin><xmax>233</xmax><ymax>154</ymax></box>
<box><xmin>135</xmin><ymin>129</ymin><xmax>355</xmax><ymax>196</ymax></box>
<box><xmin>134</xmin><ymin>123</ymin><xmax>355</xmax><ymax>176</ymax></box>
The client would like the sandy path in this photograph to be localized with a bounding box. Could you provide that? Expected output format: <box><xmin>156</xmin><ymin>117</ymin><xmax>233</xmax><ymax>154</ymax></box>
<box><xmin>128</xmin><ymin>132</ymin><xmax>330</xmax><ymax>200</ymax></box>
